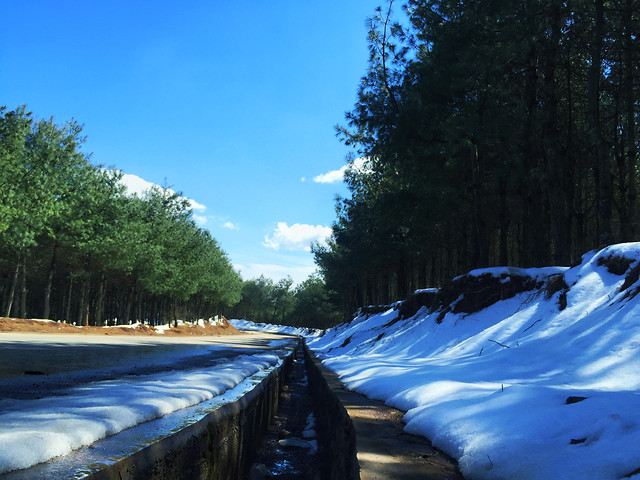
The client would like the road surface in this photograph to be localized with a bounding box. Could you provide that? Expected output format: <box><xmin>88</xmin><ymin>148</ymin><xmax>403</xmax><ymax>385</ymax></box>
<box><xmin>0</xmin><ymin>331</ymin><xmax>294</xmax><ymax>400</ymax></box>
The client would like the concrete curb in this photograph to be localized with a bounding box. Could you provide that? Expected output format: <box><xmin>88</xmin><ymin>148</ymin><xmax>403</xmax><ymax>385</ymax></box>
<box><xmin>84</xmin><ymin>347</ymin><xmax>295</xmax><ymax>480</ymax></box>
<box><xmin>302</xmin><ymin>341</ymin><xmax>360</xmax><ymax>480</ymax></box>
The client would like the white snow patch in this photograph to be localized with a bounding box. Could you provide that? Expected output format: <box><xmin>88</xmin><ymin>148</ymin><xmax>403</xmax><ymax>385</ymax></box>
<box><xmin>300</xmin><ymin>243</ymin><xmax>640</xmax><ymax>480</ymax></box>
<box><xmin>0</xmin><ymin>352</ymin><xmax>280</xmax><ymax>474</ymax></box>
<box><xmin>229</xmin><ymin>319</ymin><xmax>321</xmax><ymax>338</ymax></box>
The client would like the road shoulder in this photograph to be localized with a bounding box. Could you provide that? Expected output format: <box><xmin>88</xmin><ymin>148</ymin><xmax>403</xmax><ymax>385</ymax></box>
<box><xmin>305</xmin><ymin>344</ymin><xmax>463</xmax><ymax>480</ymax></box>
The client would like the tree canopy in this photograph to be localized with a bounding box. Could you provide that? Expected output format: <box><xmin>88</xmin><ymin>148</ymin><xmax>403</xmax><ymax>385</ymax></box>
<box><xmin>0</xmin><ymin>106</ymin><xmax>242</xmax><ymax>325</ymax></box>
<box><xmin>230</xmin><ymin>274</ymin><xmax>343</xmax><ymax>329</ymax></box>
<box><xmin>316</xmin><ymin>0</ymin><xmax>640</xmax><ymax>313</ymax></box>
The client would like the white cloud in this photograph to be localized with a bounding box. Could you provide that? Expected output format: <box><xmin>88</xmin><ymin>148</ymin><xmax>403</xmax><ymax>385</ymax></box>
<box><xmin>188</xmin><ymin>199</ymin><xmax>206</xmax><ymax>213</ymax></box>
<box><xmin>312</xmin><ymin>157</ymin><xmax>371</xmax><ymax>184</ymax></box>
<box><xmin>120</xmin><ymin>173</ymin><xmax>156</xmax><ymax>196</ymax></box>
<box><xmin>313</xmin><ymin>166</ymin><xmax>347</xmax><ymax>184</ymax></box>
<box><xmin>263</xmin><ymin>222</ymin><xmax>331</xmax><ymax>252</ymax></box>
<box><xmin>192</xmin><ymin>214</ymin><xmax>208</xmax><ymax>226</ymax></box>
<box><xmin>223</xmin><ymin>221</ymin><xmax>239</xmax><ymax>231</ymax></box>
<box><xmin>119</xmin><ymin>172</ymin><xmax>207</xmax><ymax>213</ymax></box>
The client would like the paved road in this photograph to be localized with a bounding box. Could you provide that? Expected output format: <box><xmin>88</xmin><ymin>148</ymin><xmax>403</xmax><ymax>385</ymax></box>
<box><xmin>0</xmin><ymin>331</ymin><xmax>295</xmax><ymax>400</ymax></box>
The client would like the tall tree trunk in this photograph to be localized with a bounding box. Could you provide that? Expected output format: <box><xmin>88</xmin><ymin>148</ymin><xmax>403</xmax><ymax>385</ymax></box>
<box><xmin>78</xmin><ymin>278</ymin><xmax>90</xmax><ymax>326</ymax></box>
<box><xmin>43</xmin><ymin>242</ymin><xmax>58</xmax><ymax>319</ymax></box>
<box><xmin>4</xmin><ymin>260</ymin><xmax>20</xmax><ymax>317</ymax></box>
<box><xmin>65</xmin><ymin>276</ymin><xmax>73</xmax><ymax>323</ymax></box>
<box><xmin>565</xmin><ymin>32</ymin><xmax>576</xmax><ymax>262</ymax></box>
<box><xmin>172</xmin><ymin>299</ymin><xmax>178</xmax><ymax>328</ymax></box>
<box><xmin>136</xmin><ymin>293</ymin><xmax>143</xmax><ymax>325</ymax></box>
<box><xmin>499</xmin><ymin>177</ymin><xmax>509</xmax><ymax>266</ymax></box>
<box><xmin>94</xmin><ymin>274</ymin><xmax>106</xmax><ymax>326</ymax></box>
<box><xmin>470</xmin><ymin>145</ymin><xmax>489</xmax><ymax>268</ymax></box>
<box><xmin>521</xmin><ymin>41</ymin><xmax>548</xmax><ymax>266</ymax></box>
<box><xmin>124</xmin><ymin>282</ymin><xmax>135</xmax><ymax>325</ymax></box>
<box><xmin>588</xmin><ymin>0</ymin><xmax>613</xmax><ymax>246</ymax></box>
<box><xmin>19</xmin><ymin>256</ymin><xmax>27</xmax><ymax>318</ymax></box>
<box><xmin>622</xmin><ymin>0</ymin><xmax>637</xmax><ymax>239</ymax></box>
<box><xmin>542</xmin><ymin>0</ymin><xmax>570</xmax><ymax>265</ymax></box>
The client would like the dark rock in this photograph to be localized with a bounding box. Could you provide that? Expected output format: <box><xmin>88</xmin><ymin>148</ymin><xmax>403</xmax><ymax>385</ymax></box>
<box><xmin>566</xmin><ymin>396</ymin><xmax>588</xmax><ymax>404</ymax></box>
<box><xmin>398</xmin><ymin>289</ymin><xmax>439</xmax><ymax>319</ymax></box>
<box><xmin>439</xmin><ymin>271</ymin><xmax>542</xmax><ymax>315</ymax></box>
<box><xmin>435</xmin><ymin>306</ymin><xmax>450</xmax><ymax>324</ymax></box>
<box><xmin>621</xmin><ymin>263</ymin><xmax>640</xmax><ymax>292</ymax></box>
<box><xmin>544</xmin><ymin>274</ymin><xmax>569</xmax><ymax>310</ymax></box>
<box><xmin>545</xmin><ymin>274</ymin><xmax>568</xmax><ymax>299</ymax></box>
<box><xmin>597</xmin><ymin>254</ymin><xmax>634</xmax><ymax>275</ymax></box>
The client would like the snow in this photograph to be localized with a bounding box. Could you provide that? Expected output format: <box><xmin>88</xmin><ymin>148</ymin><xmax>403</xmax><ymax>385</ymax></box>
<box><xmin>7</xmin><ymin>243</ymin><xmax>640</xmax><ymax>478</ymax></box>
<box><xmin>30</xmin><ymin>317</ymin><xmax>225</xmax><ymax>332</ymax></box>
<box><xmin>414</xmin><ymin>288</ymin><xmax>439</xmax><ymax>294</ymax></box>
<box><xmin>229</xmin><ymin>318</ymin><xmax>321</xmax><ymax>337</ymax></box>
<box><xmin>301</xmin><ymin>243</ymin><xmax>640</xmax><ymax>479</ymax></box>
<box><xmin>0</xmin><ymin>347</ymin><xmax>285</xmax><ymax>475</ymax></box>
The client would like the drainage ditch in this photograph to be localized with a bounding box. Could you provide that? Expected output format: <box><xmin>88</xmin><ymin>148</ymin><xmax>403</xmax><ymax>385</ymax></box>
<box><xmin>1</xmin><ymin>337</ymin><xmax>361</xmax><ymax>480</ymax></box>
<box><xmin>245</xmin><ymin>342</ymin><xmax>331</xmax><ymax>479</ymax></box>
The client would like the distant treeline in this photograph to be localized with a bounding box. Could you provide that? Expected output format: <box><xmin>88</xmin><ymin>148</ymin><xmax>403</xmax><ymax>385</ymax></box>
<box><xmin>314</xmin><ymin>0</ymin><xmax>640</xmax><ymax>313</ymax></box>
<box><xmin>0</xmin><ymin>106</ymin><xmax>347</xmax><ymax>328</ymax></box>
<box><xmin>0</xmin><ymin>106</ymin><xmax>242</xmax><ymax>325</ymax></box>
<box><xmin>229</xmin><ymin>275</ymin><xmax>343</xmax><ymax>329</ymax></box>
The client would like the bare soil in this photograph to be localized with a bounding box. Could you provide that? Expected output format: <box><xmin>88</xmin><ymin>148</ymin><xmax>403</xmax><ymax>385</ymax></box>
<box><xmin>0</xmin><ymin>317</ymin><xmax>239</xmax><ymax>336</ymax></box>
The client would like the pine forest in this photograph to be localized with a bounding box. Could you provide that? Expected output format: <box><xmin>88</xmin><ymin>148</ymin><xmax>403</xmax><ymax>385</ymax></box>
<box><xmin>314</xmin><ymin>0</ymin><xmax>640</xmax><ymax>315</ymax></box>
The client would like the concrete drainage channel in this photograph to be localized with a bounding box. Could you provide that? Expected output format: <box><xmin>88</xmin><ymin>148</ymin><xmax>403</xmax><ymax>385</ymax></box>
<box><xmin>0</xmin><ymin>343</ymin><xmax>293</xmax><ymax>480</ymax></box>
<box><xmin>81</xmin><ymin>352</ymin><xmax>293</xmax><ymax>480</ymax></box>
<box><xmin>0</xmin><ymin>337</ymin><xmax>361</xmax><ymax>480</ymax></box>
<box><xmin>301</xmin><ymin>342</ymin><xmax>360</xmax><ymax>480</ymax></box>
<box><xmin>244</xmin><ymin>340</ymin><xmax>359</xmax><ymax>480</ymax></box>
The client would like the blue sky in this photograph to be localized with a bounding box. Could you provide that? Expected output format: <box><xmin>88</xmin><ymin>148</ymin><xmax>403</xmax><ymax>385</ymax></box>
<box><xmin>0</xmin><ymin>1</ymin><xmax>380</xmax><ymax>284</ymax></box>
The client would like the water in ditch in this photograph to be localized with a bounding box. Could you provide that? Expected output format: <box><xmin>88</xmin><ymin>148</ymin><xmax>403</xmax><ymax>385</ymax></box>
<box><xmin>245</xmin><ymin>344</ymin><xmax>328</xmax><ymax>480</ymax></box>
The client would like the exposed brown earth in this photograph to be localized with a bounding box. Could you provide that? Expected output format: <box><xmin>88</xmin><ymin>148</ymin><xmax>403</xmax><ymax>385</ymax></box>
<box><xmin>0</xmin><ymin>317</ymin><xmax>238</xmax><ymax>336</ymax></box>
<box><xmin>307</xmin><ymin>348</ymin><xmax>463</xmax><ymax>480</ymax></box>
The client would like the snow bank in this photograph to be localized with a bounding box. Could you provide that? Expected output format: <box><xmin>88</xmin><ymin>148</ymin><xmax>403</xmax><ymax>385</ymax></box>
<box><xmin>229</xmin><ymin>319</ymin><xmax>321</xmax><ymax>337</ymax></box>
<box><xmin>0</xmin><ymin>352</ymin><xmax>280</xmax><ymax>474</ymax></box>
<box><xmin>308</xmin><ymin>243</ymin><xmax>640</xmax><ymax>480</ymax></box>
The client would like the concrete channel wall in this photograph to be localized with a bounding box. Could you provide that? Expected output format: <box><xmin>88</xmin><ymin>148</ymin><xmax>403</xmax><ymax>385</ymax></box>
<box><xmin>303</xmin><ymin>341</ymin><xmax>360</xmax><ymax>480</ymax></box>
<box><xmin>83</xmin><ymin>339</ymin><xmax>361</xmax><ymax>480</ymax></box>
<box><xmin>85</xmin><ymin>349</ymin><xmax>294</xmax><ymax>480</ymax></box>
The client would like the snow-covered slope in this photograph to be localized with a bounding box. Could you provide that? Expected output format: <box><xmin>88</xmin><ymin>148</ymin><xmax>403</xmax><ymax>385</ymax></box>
<box><xmin>308</xmin><ymin>243</ymin><xmax>640</xmax><ymax>480</ymax></box>
<box><xmin>229</xmin><ymin>318</ymin><xmax>320</xmax><ymax>337</ymax></box>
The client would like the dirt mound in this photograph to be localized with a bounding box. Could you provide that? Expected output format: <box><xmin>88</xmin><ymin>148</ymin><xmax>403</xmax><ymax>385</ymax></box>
<box><xmin>161</xmin><ymin>321</ymin><xmax>238</xmax><ymax>336</ymax></box>
<box><xmin>439</xmin><ymin>270</ymin><xmax>544</xmax><ymax>315</ymax></box>
<box><xmin>0</xmin><ymin>317</ymin><xmax>238</xmax><ymax>336</ymax></box>
<box><xmin>398</xmin><ymin>289</ymin><xmax>439</xmax><ymax>319</ymax></box>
